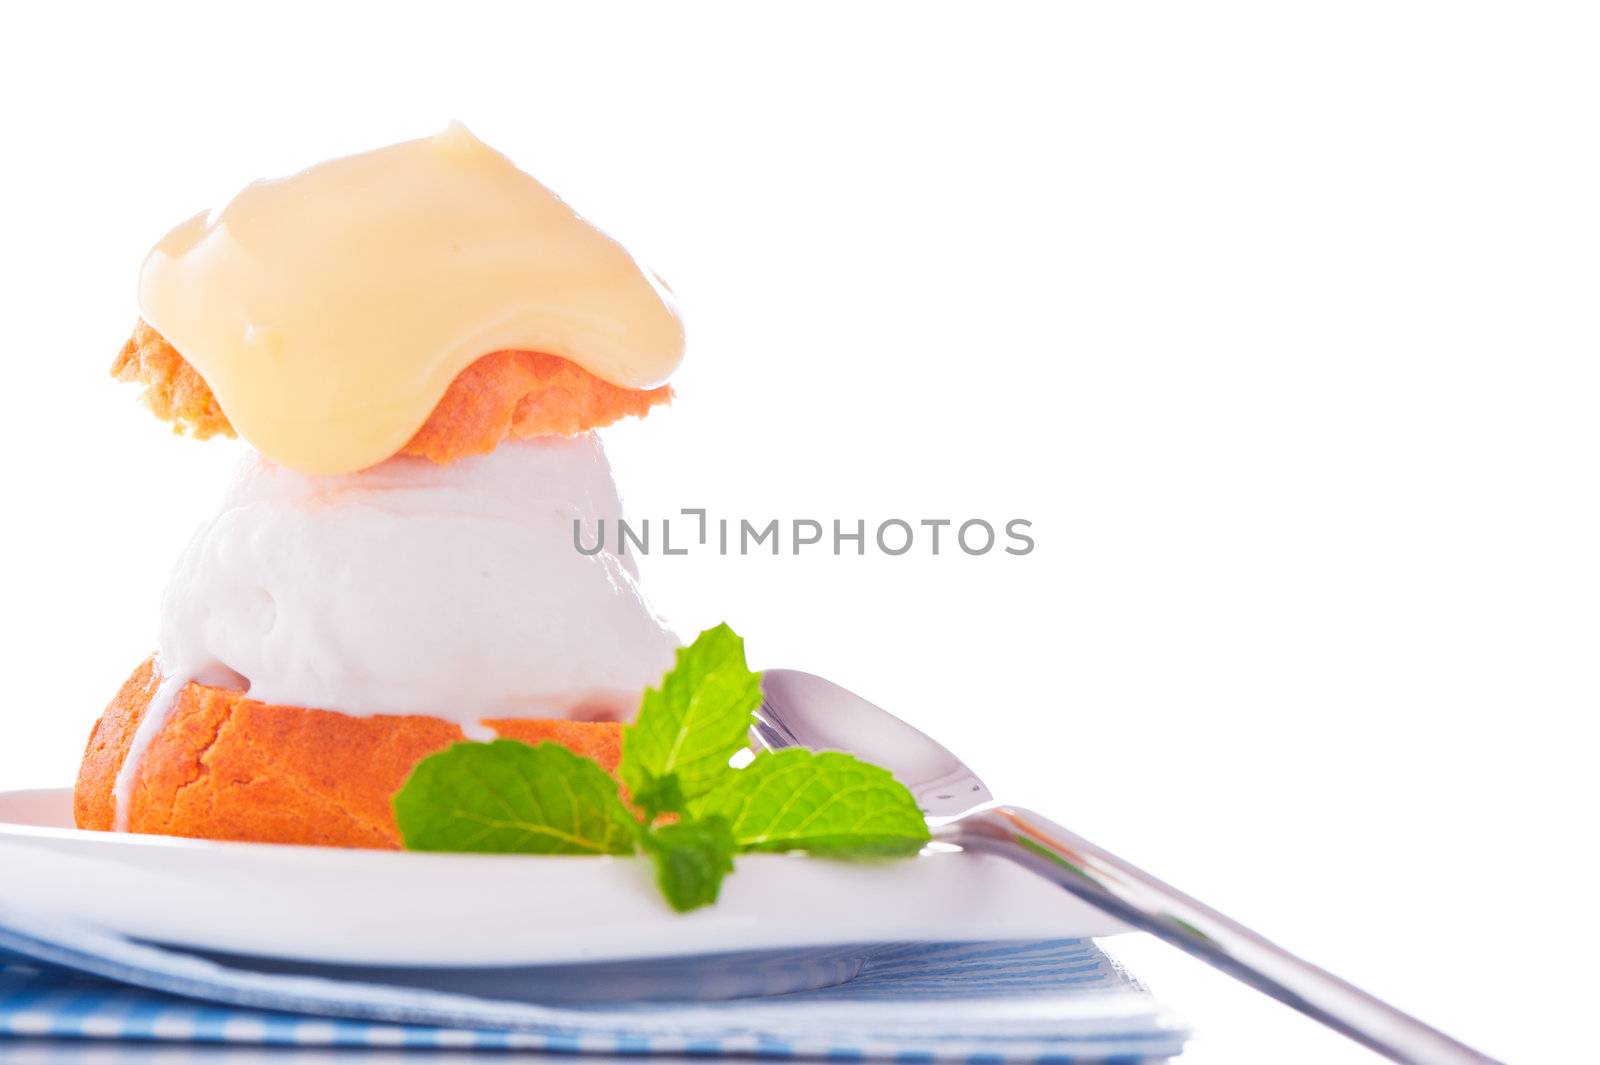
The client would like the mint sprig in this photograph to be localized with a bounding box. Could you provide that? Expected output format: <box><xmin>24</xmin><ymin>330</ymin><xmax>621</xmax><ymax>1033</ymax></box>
<box><xmin>393</xmin><ymin>623</ymin><xmax>928</xmax><ymax>912</ymax></box>
<box><xmin>620</xmin><ymin>623</ymin><xmax>762</xmax><ymax>819</ymax></box>
<box><xmin>640</xmin><ymin>815</ymin><xmax>737</xmax><ymax>911</ymax></box>
<box><xmin>394</xmin><ymin>740</ymin><xmax>637</xmax><ymax>855</ymax></box>
<box><xmin>692</xmin><ymin>748</ymin><xmax>929</xmax><ymax>858</ymax></box>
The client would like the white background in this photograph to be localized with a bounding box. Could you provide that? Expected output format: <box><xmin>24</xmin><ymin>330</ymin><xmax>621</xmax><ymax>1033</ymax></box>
<box><xmin>2</xmin><ymin>3</ymin><xmax>1596</xmax><ymax>1062</ymax></box>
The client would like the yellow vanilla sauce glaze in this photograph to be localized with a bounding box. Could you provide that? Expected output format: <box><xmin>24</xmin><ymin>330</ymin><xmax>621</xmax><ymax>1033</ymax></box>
<box><xmin>137</xmin><ymin>123</ymin><xmax>685</xmax><ymax>475</ymax></box>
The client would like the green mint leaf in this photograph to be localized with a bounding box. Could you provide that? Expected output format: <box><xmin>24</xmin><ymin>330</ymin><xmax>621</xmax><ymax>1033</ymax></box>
<box><xmin>620</xmin><ymin>623</ymin><xmax>762</xmax><ymax>810</ymax></box>
<box><xmin>693</xmin><ymin>748</ymin><xmax>931</xmax><ymax>858</ymax></box>
<box><xmin>395</xmin><ymin>740</ymin><xmax>638</xmax><ymax>855</ymax></box>
<box><xmin>642</xmin><ymin>815</ymin><xmax>736</xmax><ymax>912</ymax></box>
<box><xmin>631</xmin><ymin>771</ymin><xmax>687</xmax><ymax>824</ymax></box>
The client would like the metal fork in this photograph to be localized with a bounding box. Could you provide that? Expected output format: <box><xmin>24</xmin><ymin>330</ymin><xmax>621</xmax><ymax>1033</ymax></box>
<box><xmin>754</xmin><ymin>669</ymin><xmax>1502</xmax><ymax>1065</ymax></box>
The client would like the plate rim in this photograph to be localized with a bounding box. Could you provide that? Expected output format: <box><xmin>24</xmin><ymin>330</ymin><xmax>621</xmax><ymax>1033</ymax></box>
<box><xmin>0</xmin><ymin>786</ymin><xmax>657</xmax><ymax>865</ymax></box>
<box><xmin>0</xmin><ymin>785</ymin><xmax>1128</xmax><ymax>966</ymax></box>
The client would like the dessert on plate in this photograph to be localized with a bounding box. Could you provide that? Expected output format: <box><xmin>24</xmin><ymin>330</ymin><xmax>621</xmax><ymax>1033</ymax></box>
<box><xmin>74</xmin><ymin>124</ymin><xmax>685</xmax><ymax>848</ymax></box>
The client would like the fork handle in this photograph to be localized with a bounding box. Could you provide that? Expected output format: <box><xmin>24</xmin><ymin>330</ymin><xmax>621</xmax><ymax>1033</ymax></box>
<box><xmin>941</xmin><ymin>805</ymin><xmax>1501</xmax><ymax>1065</ymax></box>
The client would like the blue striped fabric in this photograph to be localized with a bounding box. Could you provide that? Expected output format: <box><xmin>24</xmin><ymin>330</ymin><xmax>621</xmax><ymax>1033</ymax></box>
<box><xmin>0</xmin><ymin>914</ymin><xmax>1187</xmax><ymax>1062</ymax></box>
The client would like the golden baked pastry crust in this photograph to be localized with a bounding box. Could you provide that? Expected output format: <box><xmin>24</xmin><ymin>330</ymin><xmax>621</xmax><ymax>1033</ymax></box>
<box><xmin>112</xmin><ymin>321</ymin><xmax>673</xmax><ymax>466</ymax></box>
<box><xmin>74</xmin><ymin>658</ymin><xmax>626</xmax><ymax>849</ymax></box>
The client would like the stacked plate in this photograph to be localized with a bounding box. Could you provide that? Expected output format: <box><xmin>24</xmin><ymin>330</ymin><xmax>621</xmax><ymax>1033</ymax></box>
<box><xmin>0</xmin><ymin>788</ymin><xmax>1188</xmax><ymax>1061</ymax></box>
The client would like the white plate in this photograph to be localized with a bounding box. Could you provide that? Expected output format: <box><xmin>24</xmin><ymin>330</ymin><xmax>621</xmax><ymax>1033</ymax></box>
<box><xmin>0</xmin><ymin>789</ymin><xmax>1124</xmax><ymax>968</ymax></box>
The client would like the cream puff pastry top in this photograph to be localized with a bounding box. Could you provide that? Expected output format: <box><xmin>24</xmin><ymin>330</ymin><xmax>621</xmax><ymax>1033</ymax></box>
<box><xmin>137</xmin><ymin>123</ymin><xmax>684</xmax><ymax>475</ymax></box>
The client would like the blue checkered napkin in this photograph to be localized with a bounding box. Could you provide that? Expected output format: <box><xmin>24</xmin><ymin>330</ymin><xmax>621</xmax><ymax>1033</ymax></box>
<box><xmin>0</xmin><ymin>912</ymin><xmax>1187</xmax><ymax>1062</ymax></box>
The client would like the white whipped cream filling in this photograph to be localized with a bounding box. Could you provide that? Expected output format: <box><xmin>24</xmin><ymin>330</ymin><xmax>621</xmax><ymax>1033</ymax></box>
<box><xmin>113</xmin><ymin>434</ymin><xmax>677</xmax><ymax>828</ymax></box>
